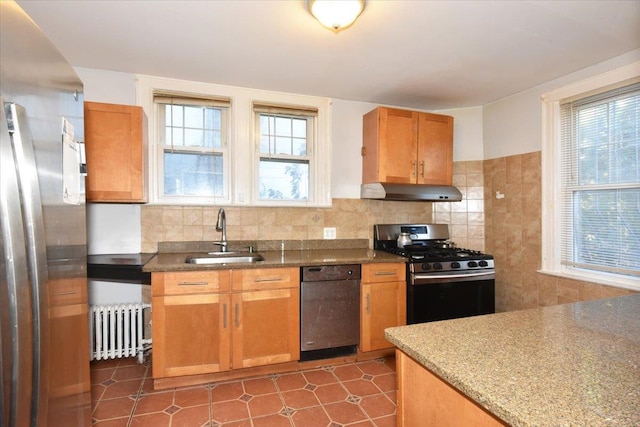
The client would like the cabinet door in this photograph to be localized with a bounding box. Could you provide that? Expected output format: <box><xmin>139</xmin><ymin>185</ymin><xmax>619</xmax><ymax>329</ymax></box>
<box><xmin>231</xmin><ymin>288</ymin><xmax>300</xmax><ymax>369</ymax></box>
<box><xmin>152</xmin><ymin>293</ymin><xmax>231</xmax><ymax>378</ymax></box>
<box><xmin>84</xmin><ymin>101</ymin><xmax>147</xmax><ymax>202</ymax></box>
<box><xmin>361</xmin><ymin>281</ymin><xmax>406</xmax><ymax>352</ymax></box>
<box><xmin>363</xmin><ymin>107</ymin><xmax>418</xmax><ymax>184</ymax></box>
<box><xmin>417</xmin><ymin>112</ymin><xmax>453</xmax><ymax>185</ymax></box>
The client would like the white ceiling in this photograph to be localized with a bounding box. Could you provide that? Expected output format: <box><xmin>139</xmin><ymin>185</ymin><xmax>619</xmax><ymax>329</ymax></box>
<box><xmin>16</xmin><ymin>0</ymin><xmax>640</xmax><ymax>110</ymax></box>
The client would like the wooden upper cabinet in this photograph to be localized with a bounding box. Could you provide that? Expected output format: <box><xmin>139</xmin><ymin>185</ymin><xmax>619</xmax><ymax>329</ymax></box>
<box><xmin>84</xmin><ymin>101</ymin><xmax>148</xmax><ymax>203</ymax></box>
<box><xmin>362</xmin><ymin>106</ymin><xmax>453</xmax><ymax>185</ymax></box>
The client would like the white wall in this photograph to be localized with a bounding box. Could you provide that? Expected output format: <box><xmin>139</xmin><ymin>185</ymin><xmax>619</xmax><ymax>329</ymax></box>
<box><xmin>483</xmin><ymin>49</ymin><xmax>640</xmax><ymax>159</ymax></box>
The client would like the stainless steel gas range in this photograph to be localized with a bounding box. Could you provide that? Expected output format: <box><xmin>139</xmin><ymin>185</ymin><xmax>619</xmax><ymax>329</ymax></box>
<box><xmin>374</xmin><ymin>223</ymin><xmax>495</xmax><ymax>324</ymax></box>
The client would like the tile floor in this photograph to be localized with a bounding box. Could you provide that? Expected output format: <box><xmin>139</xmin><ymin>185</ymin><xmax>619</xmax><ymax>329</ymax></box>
<box><xmin>91</xmin><ymin>357</ymin><xmax>397</xmax><ymax>427</ymax></box>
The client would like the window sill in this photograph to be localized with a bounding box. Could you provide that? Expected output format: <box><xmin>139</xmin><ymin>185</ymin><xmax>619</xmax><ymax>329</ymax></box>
<box><xmin>537</xmin><ymin>269</ymin><xmax>640</xmax><ymax>292</ymax></box>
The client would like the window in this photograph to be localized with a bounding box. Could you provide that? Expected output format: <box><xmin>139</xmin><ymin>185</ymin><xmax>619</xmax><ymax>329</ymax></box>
<box><xmin>542</xmin><ymin>66</ymin><xmax>640</xmax><ymax>290</ymax></box>
<box><xmin>154</xmin><ymin>95</ymin><xmax>230</xmax><ymax>203</ymax></box>
<box><xmin>254</xmin><ymin>104</ymin><xmax>316</xmax><ymax>201</ymax></box>
<box><xmin>137</xmin><ymin>75</ymin><xmax>332</xmax><ymax>207</ymax></box>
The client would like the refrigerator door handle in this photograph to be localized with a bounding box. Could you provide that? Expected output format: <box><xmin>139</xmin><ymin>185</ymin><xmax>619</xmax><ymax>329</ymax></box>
<box><xmin>1</xmin><ymin>98</ymin><xmax>34</xmax><ymax>427</ymax></box>
<box><xmin>5</xmin><ymin>102</ymin><xmax>50</xmax><ymax>425</ymax></box>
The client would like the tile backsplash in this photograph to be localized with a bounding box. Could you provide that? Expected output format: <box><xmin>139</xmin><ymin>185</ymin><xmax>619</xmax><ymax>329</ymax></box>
<box><xmin>141</xmin><ymin>198</ymin><xmax>433</xmax><ymax>253</ymax></box>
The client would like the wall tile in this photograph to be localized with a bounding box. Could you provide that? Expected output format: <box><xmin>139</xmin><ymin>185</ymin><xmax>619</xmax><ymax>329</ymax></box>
<box><xmin>483</xmin><ymin>151</ymin><xmax>636</xmax><ymax>312</ymax></box>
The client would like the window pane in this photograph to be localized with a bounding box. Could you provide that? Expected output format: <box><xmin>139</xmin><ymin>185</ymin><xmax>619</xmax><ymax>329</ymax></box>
<box><xmin>576</xmin><ymin>95</ymin><xmax>640</xmax><ymax>185</ymax></box>
<box><xmin>259</xmin><ymin>159</ymin><xmax>308</xmax><ymax>200</ymax></box>
<box><xmin>258</xmin><ymin>114</ymin><xmax>308</xmax><ymax>156</ymax></box>
<box><xmin>184</xmin><ymin>106</ymin><xmax>203</xmax><ymax>128</ymax></box>
<box><xmin>573</xmin><ymin>188</ymin><xmax>640</xmax><ymax>272</ymax></box>
<box><xmin>292</xmin><ymin>118</ymin><xmax>306</xmax><ymax>138</ymax></box>
<box><xmin>164</xmin><ymin>151</ymin><xmax>223</xmax><ymax>197</ymax></box>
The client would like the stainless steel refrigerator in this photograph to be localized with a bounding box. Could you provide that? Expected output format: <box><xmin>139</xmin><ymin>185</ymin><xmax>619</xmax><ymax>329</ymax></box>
<box><xmin>1</xmin><ymin>1</ymin><xmax>91</xmax><ymax>426</ymax></box>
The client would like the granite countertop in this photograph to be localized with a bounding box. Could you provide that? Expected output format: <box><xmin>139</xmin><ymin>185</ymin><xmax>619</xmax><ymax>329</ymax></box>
<box><xmin>385</xmin><ymin>294</ymin><xmax>640</xmax><ymax>427</ymax></box>
<box><xmin>143</xmin><ymin>248</ymin><xmax>405</xmax><ymax>272</ymax></box>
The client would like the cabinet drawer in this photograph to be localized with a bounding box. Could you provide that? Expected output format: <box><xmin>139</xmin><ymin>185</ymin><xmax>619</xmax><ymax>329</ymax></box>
<box><xmin>152</xmin><ymin>270</ymin><xmax>230</xmax><ymax>296</ymax></box>
<box><xmin>232</xmin><ymin>267</ymin><xmax>299</xmax><ymax>291</ymax></box>
<box><xmin>362</xmin><ymin>263</ymin><xmax>406</xmax><ymax>283</ymax></box>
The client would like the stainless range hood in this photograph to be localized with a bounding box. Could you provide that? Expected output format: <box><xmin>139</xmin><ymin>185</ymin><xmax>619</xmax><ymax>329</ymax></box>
<box><xmin>361</xmin><ymin>183</ymin><xmax>463</xmax><ymax>202</ymax></box>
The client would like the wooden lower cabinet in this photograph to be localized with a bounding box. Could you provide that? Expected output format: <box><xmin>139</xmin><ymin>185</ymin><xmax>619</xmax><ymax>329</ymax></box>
<box><xmin>152</xmin><ymin>267</ymin><xmax>300</xmax><ymax>381</ymax></box>
<box><xmin>231</xmin><ymin>287</ymin><xmax>300</xmax><ymax>369</ymax></box>
<box><xmin>396</xmin><ymin>350</ymin><xmax>507</xmax><ymax>427</ymax></box>
<box><xmin>360</xmin><ymin>263</ymin><xmax>406</xmax><ymax>352</ymax></box>
<box><xmin>152</xmin><ymin>293</ymin><xmax>231</xmax><ymax>378</ymax></box>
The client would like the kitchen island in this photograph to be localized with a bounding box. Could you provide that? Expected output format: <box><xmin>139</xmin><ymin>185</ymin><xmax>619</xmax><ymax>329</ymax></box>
<box><xmin>385</xmin><ymin>294</ymin><xmax>640</xmax><ymax>427</ymax></box>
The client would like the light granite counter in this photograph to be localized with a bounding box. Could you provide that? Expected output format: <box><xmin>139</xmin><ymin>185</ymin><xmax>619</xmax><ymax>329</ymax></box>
<box><xmin>143</xmin><ymin>248</ymin><xmax>405</xmax><ymax>272</ymax></box>
<box><xmin>385</xmin><ymin>294</ymin><xmax>640</xmax><ymax>426</ymax></box>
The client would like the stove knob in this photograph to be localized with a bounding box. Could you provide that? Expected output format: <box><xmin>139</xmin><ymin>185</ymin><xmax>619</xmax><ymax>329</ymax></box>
<box><xmin>422</xmin><ymin>263</ymin><xmax>431</xmax><ymax>271</ymax></box>
<box><xmin>468</xmin><ymin>261</ymin><xmax>478</xmax><ymax>268</ymax></box>
<box><xmin>451</xmin><ymin>262</ymin><xmax>461</xmax><ymax>269</ymax></box>
<box><xmin>433</xmin><ymin>262</ymin><xmax>443</xmax><ymax>270</ymax></box>
<box><xmin>478</xmin><ymin>260</ymin><xmax>489</xmax><ymax>267</ymax></box>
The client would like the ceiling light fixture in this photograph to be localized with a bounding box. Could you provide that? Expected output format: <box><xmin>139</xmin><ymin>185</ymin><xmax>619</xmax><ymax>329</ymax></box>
<box><xmin>307</xmin><ymin>0</ymin><xmax>365</xmax><ymax>32</ymax></box>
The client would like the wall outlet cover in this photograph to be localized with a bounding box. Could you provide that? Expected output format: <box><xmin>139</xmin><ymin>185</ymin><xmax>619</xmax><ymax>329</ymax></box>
<box><xmin>323</xmin><ymin>227</ymin><xmax>336</xmax><ymax>239</ymax></box>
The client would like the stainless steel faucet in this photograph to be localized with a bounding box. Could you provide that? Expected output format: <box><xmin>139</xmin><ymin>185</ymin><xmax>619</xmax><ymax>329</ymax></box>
<box><xmin>214</xmin><ymin>208</ymin><xmax>227</xmax><ymax>252</ymax></box>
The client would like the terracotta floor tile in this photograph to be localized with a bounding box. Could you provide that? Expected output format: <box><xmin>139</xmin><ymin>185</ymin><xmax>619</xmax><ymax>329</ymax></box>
<box><xmin>372</xmin><ymin>373</ymin><xmax>396</xmax><ymax>393</ymax></box>
<box><xmin>170</xmin><ymin>404</ymin><xmax>210</xmax><ymax>427</ymax></box>
<box><xmin>133</xmin><ymin>391</ymin><xmax>174</xmax><ymax>415</ymax></box>
<box><xmin>372</xmin><ymin>414</ymin><xmax>397</xmax><ymax>427</ymax></box>
<box><xmin>359</xmin><ymin>394</ymin><xmax>396</xmax><ymax>419</ymax></box>
<box><xmin>90</xmin><ymin>357</ymin><xmax>397</xmax><ymax>427</ymax></box>
<box><xmin>218</xmin><ymin>419</ymin><xmax>252</xmax><ymax>427</ymax></box>
<box><xmin>275</xmin><ymin>372</ymin><xmax>307</xmax><ymax>391</ymax></box>
<box><xmin>174</xmin><ymin>387</ymin><xmax>210</xmax><ymax>408</ymax></box>
<box><xmin>211</xmin><ymin>399</ymin><xmax>250</xmax><ymax>423</ymax></box>
<box><xmin>348</xmin><ymin>421</ymin><xmax>376</xmax><ymax>427</ymax></box>
<box><xmin>211</xmin><ymin>382</ymin><xmax>244</xmax><ymax>402</ymax></box>
<box><xmin>242</xmin><ymin>377</ymin><xmax>278</xmax><ymax>396</ymax></box>
<box><xmin>302</xmin><ymin>368</ymin><xmax>338</xmax><ymax>386</ymax></box>
<box><xmin>91</xmin><ymin>367</ymin><xmax>116</xmax><ymax>384</ymax></box>
<box><xmin>247</xmin><ymin>393</ymin><xmax>284</xmax><ymax>418</ymax></box>
<box><xmin>112</xmin><ymin>364</ymin><xmax>148</xmax><ymax>381</ymax></box>
<box><xmin>342</xmin><ymin>378</ymin><xmax>383</xmax><ymax>397</ymax></box>
<box><xmin>92</xmin><ymin>384</ymin><xmax>106</xmax><ymax>402</ymax></box>
<box><xmin>92</xmin><ymin>417</ymin><xmax>130</xmax><ymax>427</ymax></box>
<box><xmin>333</xmin><ymin>364</ymin><xmax>364</xmax><ymax>382</ymax></box>
<box><xmin>313</xmin><ymin>382</ymin><xmax>349</xmax><ymax>405</ymax></box>
<box><xmin>281</xmin><ymin>389</ymin><xmax>321</xmax><ymax>409</ymax></box>
<box><xmin>101</xmin><ymin>379</ymin><xmax>142</xmax><ymax>399</ymax></box>
<box><xmin>129</xmin><ymin>411</ymin><xmax>171</xmax><ymax>426</ymax></box>
<box><xmin>356</xmin><ymin>360</ymin><xmax>394</xmax><ymax>376</ymax></box>
<box><xmin>91</xmin><ymin>359</ymin><xmax>122</xmax><ymax>370</ymax></box>
<box><xmin>251</xmin><ymin>413</ymin><xmax>293</xmax><ymax>427</ymax></box>
<box><xmin>322</xmin><ymin>400</ymin><xmax>368</xmax><ymax>425</ymax></box>
<box><xmin>290</xmin><ymin>405</ymin><xmax>331</xmax><ymax>427</ymax></box>
<box><xmin>93</xmin><ymin>396</ymin><xmax>136</xmax><ymax>421</ymax></box>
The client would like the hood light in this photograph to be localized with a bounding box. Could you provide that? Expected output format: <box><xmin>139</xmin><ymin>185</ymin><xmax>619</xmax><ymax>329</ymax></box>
<box><xmin>307</xmin><ymin>0</ymin><xmax>365</xmax><ymax>32</ymax></box>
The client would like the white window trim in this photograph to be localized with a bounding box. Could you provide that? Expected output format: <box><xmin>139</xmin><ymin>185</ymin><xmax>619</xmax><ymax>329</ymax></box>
<box><xmin>541</xmin><ymin>61</ymin><xmax>640</xmax><ymax>291</ymax></box>
<box><xmin>136</xmin><ymin>74</ymin><xmax>332</xmax><ymax>207</ymax></box>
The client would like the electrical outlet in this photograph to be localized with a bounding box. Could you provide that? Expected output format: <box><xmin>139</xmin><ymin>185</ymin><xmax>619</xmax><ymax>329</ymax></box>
<box><xmin>323</xmin><ymin>227</ymin><xmax>336</xmax><ymax>239</ymax></box>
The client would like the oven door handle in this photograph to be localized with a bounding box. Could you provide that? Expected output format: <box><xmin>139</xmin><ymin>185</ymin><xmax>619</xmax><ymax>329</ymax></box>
<box><xmin>412</xmin><ymin>271</ymin><xmax>495</xmax><ymax>284</ymax></box>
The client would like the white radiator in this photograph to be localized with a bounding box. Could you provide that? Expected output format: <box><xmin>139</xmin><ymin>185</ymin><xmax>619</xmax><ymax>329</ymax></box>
<box><xmin>89</xmin><ymin>303</ymin><xmax>152</xmax><ymax>363</ymax></box>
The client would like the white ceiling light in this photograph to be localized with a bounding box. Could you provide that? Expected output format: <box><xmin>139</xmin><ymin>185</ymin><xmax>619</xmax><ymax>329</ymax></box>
<box><xmin>307</xmin><ymin>0</ymin><xmax>365</xmax><ymax>32</ymax></box>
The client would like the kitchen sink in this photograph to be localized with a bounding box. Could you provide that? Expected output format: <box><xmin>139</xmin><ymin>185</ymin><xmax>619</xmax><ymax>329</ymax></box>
<box><xmin>185</xmin><ymin>252</ymin><xmax>265</xmax><ymax>265</ymax></box>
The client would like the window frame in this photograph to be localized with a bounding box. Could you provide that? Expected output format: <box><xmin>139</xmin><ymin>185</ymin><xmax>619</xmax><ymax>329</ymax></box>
<box><xmin>253</xmin><ymin>103</ymin><xmax>317</xmax><ymax>204</ymax></box>
<box><xmin>155</xmin><ymin>95</ymin><xmax>231</xmax><ymax>204</ymax></box>
<box><xmin>136</xmin><ymin>75</ymin><xmax>332</xmax><ymax>207</ymax></box>
<box><xmin>541</xmin><ymin>62</ymin><xmax>640</xmax><ymax>291</ymax></box>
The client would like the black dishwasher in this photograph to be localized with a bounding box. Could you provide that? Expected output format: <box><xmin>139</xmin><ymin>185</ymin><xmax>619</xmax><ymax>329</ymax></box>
<box><xmin>300</xmin><ymin>264</ymin><xmax>361</xmax><ymax>361</ymax></box>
